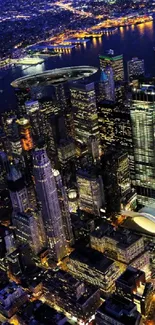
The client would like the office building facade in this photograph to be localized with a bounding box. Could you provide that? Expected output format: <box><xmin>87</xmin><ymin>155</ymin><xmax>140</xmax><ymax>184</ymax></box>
<box><xmin>54</xmin><ymin>169</ymin><xmax>74</xmax><ymax>246</ymax></box>
<box><xmin>130</xmin><ymin>85</ymin><xmax>155</xmax><ymax>206</ymax></box>
<box><xmin>33</xmin><ymin>146</ymin><xmax>67</xmax><ymax>261</ymax></box>
<box><xmin>96</xmin><ymin>294</ymin><xmax>142</xmax><ymax>325</ymax></box>
<box><xmin>70</xmin><ymin>82</ymin><xmax>100</xmax><ymax>155</ymax></box>
<box><xmin>16</xmin><ymin>118</ymin><xmax>33</xmax><ymax>152</ymax></box>
<box><xmin>101</xmin><ymin>150</ymin><xmax>136</xmax><ymax>215</ymax></box>
<box><xmin>12</xmin><ymin>209</ymin><xmax>46</xmax><ymax>255</ymax></box>
<box><xmin>127</xmin><ymin>57</ymin><xmax>145</xmax><ymax>81</ymax></box>
<box><xmin>25</xmin><ymin>100</ymin><xmax>42</xmax><ymax>144</ymax></box>
<box><xmin>68</xmin><ymin>248</ymin><xmax>121</xmax><ymax>296</ymax></box>
<box><xmin>7</xmin><ymin>164</ymin><xmax>29</xmax><ymax>212</ymax></box>
<box><xmin>99</xmin><ymin>53</ymin><xmax>124</xmax><ymax>81</ymax></box>
<box><xmin>76</xmin><ymin>167</ymin><xmax>104</xmax><ymax>216</ymax></box>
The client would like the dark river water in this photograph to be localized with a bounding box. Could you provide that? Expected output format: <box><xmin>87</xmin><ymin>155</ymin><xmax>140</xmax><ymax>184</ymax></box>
<box><xmin>0</xmin><ymin>20</ymin><xmax>155</xmax><ymax>112</ymax></box>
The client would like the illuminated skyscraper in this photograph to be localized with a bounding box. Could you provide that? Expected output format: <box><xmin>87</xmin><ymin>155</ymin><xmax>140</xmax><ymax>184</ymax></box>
<box><xmin>98</xmin><ymin>99</ymin><xmax>134</xmax><ymax>177</ymax></box>
<box><xmin>101</xmin><ymin>150</ymin><xmax>136</xmax><ymax>216</ymax></box>
<box><xmin>127</xmin><ymin>57</ymin><xmax>145</xmax><ymax>81</ymax></box>
<box><xmin>15</xmin><ymin>88</ymin><xmax>31</xmax><ymax>117</ymax></box>
<box><xmin>39</xmin><ymin>98</ymin><xmax>66</xmax><ymax>165</ymax></box>
<box><xmin>130</xmin><ymin>84</ymin><xmax>155</xmax><ymax>206</ymax></box>
<box><xmin>12</xmin><ymin>209</ymin><xmax>46</xmax><ymax>255</ymax></box>
<box><xmin>97</xmin><ymin>68</ymin><xmax>115</xmax><ymax>103</ymax></box>
<box><xmin>25</xmin><ymin>100</ymin><xmax>42</xmax><ymax>143</ymax></box>
<box><xmin>99</xmin><ymin>52</ymin><xmax>124</xmax><ymax>81</ymax></box>
<box><xmin>16</xmin><ymin>118</ymin><xmax>33</xmax><ymax>152</ymax></box>
<box><xmin>98</xmin><ymin>100</ymin><xmax>115</xmax><ymax>153</ymax></box>
<box><xmin>4</xmin><ymin>230</ymin><xmax>16</xmax><ymax>255</ymax></box>
<box><xmin>54</xmin><ymin>169</ymin><xmax>74</xmax><ymax>246</ymax></box>
<box><xmin>33</xmin><ymin>146</ymin><xmax>67</xmax><ymax>261</ymax></box>
<box><xmin>7</xmin><ymin>164</ymin><xmax>29</xmax><ymax>212</ymax></box>
<box><xmin>76</xmin><ymin>166</ymin><xmax>104</xmax><ymax>216</ymax></box>
<box><xmin>70</xmin><ymin>82</ymin><xmax>100</xmax><ymax>155</ymax></box>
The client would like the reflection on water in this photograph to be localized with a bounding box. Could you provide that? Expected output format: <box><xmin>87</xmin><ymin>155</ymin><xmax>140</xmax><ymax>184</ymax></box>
<box><xmin>137</xmin><ymin>20</ymin><xmax>153</xmax><ymax>37</ymax></box>
<box><xmin>137</xmin><ymin>22</ymin><xmax>145</xmax><ymax>35</ymax></box>
<box><xmin>119</xmin><ymin>26</ymin><xmax>125</xmax><ymax>39</ymax></box>
<box><xmin>120</xmin><ymin>26</ymin><xmax>124</xmax><ymax>34</ymax></box>
<box><xmin>83</xmin><ymin>42</ymin><xmax>87</xmax><ymax>49</ymax></box>
<box><xmin>92</xmin><ymin>37</ymin><xmax>97</xmax><ymax>48</ymax></box>
<box><xmin>98</xmin><ymin>36</ymin><xmax>102</xmax><ymax>45</ymax></box>
<box><xmin>1</xmin><ymin>20</ymin><xmax>155</xmax><ymax>111</ymax></box>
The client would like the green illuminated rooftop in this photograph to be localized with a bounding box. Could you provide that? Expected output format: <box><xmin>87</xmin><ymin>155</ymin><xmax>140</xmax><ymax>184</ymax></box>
<box><xmin>99</xmin><ymin>54</ymin><xmax>123</xmax><ymax>61</ymax></box>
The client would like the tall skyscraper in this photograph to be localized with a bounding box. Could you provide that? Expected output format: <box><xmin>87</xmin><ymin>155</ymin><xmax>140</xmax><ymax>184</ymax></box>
<box><xmin>101</xmin><ymin>150</ymin><xmax>136</xmax><ymax>216</ymax></box>
<box><xmin>15</xmin><ymin>88</ymin><xmax>31</xmax><ymax>117</ymax></box>
<box><xmin>39</xmin><ymin>98</ymin><xmax>67</xmax><ymax>166</ymax></box>
<box><xmin>54</xmin><ymin>169</ymin><xmax>74</xmax><ymax>246</ymax></box>
<box><xmin>33</xmin><ymin>146</ymin><xmax>67</xmax><ymax>261</ymax></box>
<box><xmin>130</xmin><ymin>84</ymin><xmax>155</xmax><ymax>206</ymax></box>
<box><xmin>12</xmin><ymin>209</ymin><xmax>46</xmax><ymax>255</ymax></box>
<box><xmin>127</xmin><ymin>57</ymin><xmax>145</xmax><ymax>81</ymax></box>
<box><xmin>16</xmin><ymin>118</ymin><xmax>33</xmax><ymax>152</ymax></box>
<box><xmin>99</xmin><ymin>52</ymin><xmax>124</xmax><ymax>81</ymax></box>
<box><xmin>7</xmin><ymin>164</ymin><xmax>29</xmax><ymax>212</ymax></box>
<box><xmin>98</xmin><ymin>100</ymin><xmax>115</xmax><ymax>153</ymax></box>
<box><xmin>4</xmin><ymin>230</ymin><xmax>16</xmax><ymax>255</ymax></box>
<box><xmin>25</xmin><ymin>100</ymin><xmax>42</xmax><ymax>144</ymax></box>
<box><xmin>97</xmin><ymin>99</ymin><xmax>134</xmax><ymax>177</ymax></box>
<box><xmin>98</xmin><ymin>68</ymin><xmax>115</xmax><ymax>102</ymax></box>
<box><xmin>76</xmin><ymin>166</ymin><xmax>104</xmax><ymax>216</ymax></box>
<box><xmin>70</xmin><ymin>82</ymin><xmax>100</xmax><ymax>155</ymax></box>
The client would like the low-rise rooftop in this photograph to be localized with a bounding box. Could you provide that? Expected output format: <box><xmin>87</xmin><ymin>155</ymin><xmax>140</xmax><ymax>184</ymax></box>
<box><xmin>70</xmin><ymin>247</ymin><xmax>114</xmax><ymax>273</ymax></box>
<box><xmin>91</xmin><ymin>221</ymin><xmax>142</xmax><ymax>249</ymax></box>
<box><xmin>97</xmin><ymin>294</ymin><xmax>141</xmax><ymax>325</ymax></box>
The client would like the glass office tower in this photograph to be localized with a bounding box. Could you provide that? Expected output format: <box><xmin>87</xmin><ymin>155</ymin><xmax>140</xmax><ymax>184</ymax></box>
<box><xmin>70</xmin><ymin>82</ymin><xmax>100</xmax><ymax>155</ymax></box>
<box><xmin>131</xmin><ymin>84</ymin><xmax>155</xmax><ymax>206</ymax></box>
<box><xmin>127</xmin><ymin>58</ymin><xmax>145</xmax><ymax>81</ymax></box>
<box><xmin>99</xmin><ymin>53</ymin><xmax>124</xmax><ymax>81</ymax></box>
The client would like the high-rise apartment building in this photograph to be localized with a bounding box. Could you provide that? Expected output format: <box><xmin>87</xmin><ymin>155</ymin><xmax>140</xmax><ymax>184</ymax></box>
<box><xmin>33</xmin><ymin>146</ymin><xmax>67</xmax><ymax>261</ymax></box>
<box><xmin>70</xmin><ymin>82</ymin><xmax>100</xmax><ymax>154</ymax></box>
<box><xmin>99</xmin><ymin>52</ymin><xmax>124</xmax><ymax>81</ymax></box>
<box><xmin>127</xmin><ymin>57</ymin><xmax>145</xmax><ymax>81</ymax></box>
<box><xmin>7</xmin><ymin>164</ymin><xmax>29</xmax><ymax>212</ymax></box>
<box><xmin>130</xmin><ymin>84</ymin><xmax>155</xmax><ymax>206</ymax></box>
